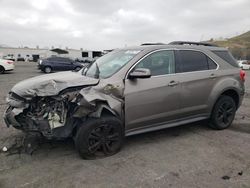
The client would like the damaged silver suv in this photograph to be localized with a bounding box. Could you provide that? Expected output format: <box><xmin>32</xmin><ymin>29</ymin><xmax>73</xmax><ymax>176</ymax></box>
<box><xmin>4</xmin><ymin>41</ymin><xmax>245</xmax><ymax>159</ymax></box>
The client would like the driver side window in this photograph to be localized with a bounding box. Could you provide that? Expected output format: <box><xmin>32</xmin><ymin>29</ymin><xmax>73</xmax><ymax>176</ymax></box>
<box><xmin>135</xmin><ymin>50</ymin><xmax>175</xmax><ymax>76</ymax></box>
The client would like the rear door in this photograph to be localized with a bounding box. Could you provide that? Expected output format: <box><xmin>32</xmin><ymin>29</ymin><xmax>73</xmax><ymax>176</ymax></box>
<box><xmin>56</xmin><ymin>57</ymin><xmax>72</xmax><ymax>71</ymax></box>
<box><xmin>175</xmin><ymin>50</ymin><xmax>218</xmax><ymax>117</ymax></box>
<box><xmin>124</xmin><ymin>50</ymin><xmax>182</xmax><ymax>131</ymax></box>
<box><xmin>62</xmin><ymin>58</ymin><xmax>74</xmax><ymax>70</ymax></box>
<box><xmin>50</xmin><ymin>57</ymin><xmax>61</xmax><ymax>70</ymax></box>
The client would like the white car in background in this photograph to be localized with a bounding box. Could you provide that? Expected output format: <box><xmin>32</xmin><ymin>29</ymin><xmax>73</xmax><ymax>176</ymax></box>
<box><xmin>238</xmin><ymin>60</ymin><xmax>250</xmax><ymax>70</ymax></box>
<box><xmin>0</xmin><ymin>58</ymin><xmax>15</xmax><ymax>74</ymax></box>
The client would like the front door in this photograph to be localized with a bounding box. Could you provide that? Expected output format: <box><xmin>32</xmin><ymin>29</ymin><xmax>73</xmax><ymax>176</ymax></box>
<box><xmin>124</xmin><ymin>50</ymin><xmax>181</xmax><ymax>132</ymax></box>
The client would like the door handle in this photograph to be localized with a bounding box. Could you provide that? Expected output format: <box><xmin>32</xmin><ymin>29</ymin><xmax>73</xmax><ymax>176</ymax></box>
<box><xmin>168</xmin><ymin>81</ymin><xmax>179</xmax><ymax>86</ymax></box>
<box><xmin>209</xmin><ymin>73</ymin><xmax>217</xmax><ymax>79</ymax></box>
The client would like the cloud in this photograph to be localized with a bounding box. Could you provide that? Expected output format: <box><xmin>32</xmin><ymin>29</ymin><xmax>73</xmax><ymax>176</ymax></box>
<box><xmin>31</xmin><ymin>0</ymin><xmax>49</xmax><ymax>10</ymax></box>
<box><xmin>0</xmin><ymin>0</ymin><xmax>249</xmax><ymax>50</ymax></box>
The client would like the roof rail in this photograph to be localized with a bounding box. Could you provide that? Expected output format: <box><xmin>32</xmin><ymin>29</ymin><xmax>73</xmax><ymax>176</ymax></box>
<box><xmin>169</xmin><ymin>41</ymin><xmax>217</xmax><ymax>47</ymax></box>
<box><xmin>141</xmin><ymin>42</ymin><xmax>166</xmax><ymax>46</ymax></box>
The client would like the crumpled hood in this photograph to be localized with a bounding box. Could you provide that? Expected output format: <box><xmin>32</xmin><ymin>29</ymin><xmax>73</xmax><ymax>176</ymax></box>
<box><xmin>11</xmin><ymin>71</ymin><xmax>99</xmax><ymax>98</ymax></box>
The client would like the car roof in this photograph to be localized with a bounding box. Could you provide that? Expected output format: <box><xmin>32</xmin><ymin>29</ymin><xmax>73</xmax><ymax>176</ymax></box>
<box><xmin>120</xmin><ymin>44</ymin><xmax>227</xmax><ymax>52</ymax></box>
<box><xmin>47</xmin><ymin>56</ymin><xmax>71</xmax><ymax>59</ymax></box>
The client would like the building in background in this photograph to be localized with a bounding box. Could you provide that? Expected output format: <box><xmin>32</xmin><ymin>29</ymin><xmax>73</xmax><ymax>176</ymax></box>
<box><xmin>0</xmin><ymin>46</ymin><xmax>103</xmax><ymax>62</ymax></box>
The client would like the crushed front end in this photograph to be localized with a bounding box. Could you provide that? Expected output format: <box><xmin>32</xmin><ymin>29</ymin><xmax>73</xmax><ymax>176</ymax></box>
<box><xmin>4</xmin><ymin>82</ymin><xmax>124</xmax><ymax>140</ymax></box>
<box><xmin>4</xmin><ymin>91</ymin><xmax>79</xmax><ymax>139</ymax></box>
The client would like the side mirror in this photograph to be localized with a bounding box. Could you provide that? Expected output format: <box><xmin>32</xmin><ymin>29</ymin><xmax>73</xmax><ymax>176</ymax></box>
<box><xmin>129</xmin><ymin>68</ymin><xmax>151</xmax><ymax>79</ymax></box>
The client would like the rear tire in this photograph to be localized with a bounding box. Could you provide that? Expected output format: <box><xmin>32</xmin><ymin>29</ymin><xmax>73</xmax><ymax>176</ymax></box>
<box><xmin>75</xmin><ymin>66</ymin><xmax>81</xmax><ymax>71</ymax></box>
<box><xmin>75</xmin><ymin>115</ymin><xmax>124</xmax><ymax>159</ymax></box>
<box><xmin>209</xmin><ymin>95</ymin><xmax>236</xmax><ymax>130</ymax></box>
<box><xmin>43</xmin><ymin>66</ymin><xmax>52</xmax><ymax>73</ymax></box>
<box><xmin>0</xmin><ymin>66</ymin><xmax>5</xmax><ymax>74</ymax></box>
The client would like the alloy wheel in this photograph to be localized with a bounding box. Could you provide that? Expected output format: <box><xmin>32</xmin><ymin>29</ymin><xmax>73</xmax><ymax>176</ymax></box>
<box><xmin>216</xmin><ymin>100</ymin><xmax>234</xmax><ymax>126</ymax></box>
<box><xmin>87</xmin><ymin>124</ymin><xmax>120</xmax><ymax>156</ymax></box>
<box><xmin>44</xmin><ymin>67</ymin><xmax>51</xmax><ymax>73</ymax></box>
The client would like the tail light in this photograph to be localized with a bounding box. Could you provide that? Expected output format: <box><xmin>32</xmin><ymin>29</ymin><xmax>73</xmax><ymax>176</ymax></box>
<box><xmin>6</xmin><ymin>61</ymin><xmax>13</xmax><ymax>64</ymax></box>
<box><xmin>240</xmin><ymin>70</ymin><xmax>246</xmax><ymax>82</ymax></box>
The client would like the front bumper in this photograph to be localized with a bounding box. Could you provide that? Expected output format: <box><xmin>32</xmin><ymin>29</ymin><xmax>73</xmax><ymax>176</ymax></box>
<box><xmin>4</xmin><ymin>105</ymin><xmax>75</xmax><ymax>139</ymax></box>
<box><xmin>4</xmin><ymin>105</ymin><xmax>50</xmax><ymax>133</ymax></box>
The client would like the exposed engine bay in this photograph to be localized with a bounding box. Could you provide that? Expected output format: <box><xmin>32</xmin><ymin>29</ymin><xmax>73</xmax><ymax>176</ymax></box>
<box><xmin>6</xmin><ymin>91</ymin><xmax>75</xmax><ymax>138</ymax></box>
<box><xmin>30</xmin><ymin>97</ymin><xmax>68</xmax><ymax>130</ymax></box>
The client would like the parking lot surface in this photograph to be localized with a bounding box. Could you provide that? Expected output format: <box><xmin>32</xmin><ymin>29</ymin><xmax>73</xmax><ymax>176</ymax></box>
<box><xmin>0</xmin><ymin>62</ymin><xmax>250</xmax><ymax>188</ymax></box>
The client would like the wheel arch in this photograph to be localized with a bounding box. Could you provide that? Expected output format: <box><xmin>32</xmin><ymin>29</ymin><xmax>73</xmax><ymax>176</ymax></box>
<box><xmin>220</xmin><ymin>89</ymin><xmax>239</xmax><ymax>107</ymax></box>
<box><xmin>72</xmin><ymin>102</ymin><xmax>117</xmax><ymax>124</ymax></box>
<box><xmin>210</xmin><ymin>88</ymin><xmax>240</xmax><ymax>115</ymax></box>
<box><xmin>89</xmin><ymin>103</ymin><xmax>117</xmax><ymax>118</ymax></box>
<box><xmin>72</xmin><ymin>104</ymin><xmax>120</xmax><ymax>138</ymax></box>
<box><xmin>75</xmin><ymin>66</ymin><xmax>82</xmax><ymax>69</ymax></box>
<box><xmin>208</xmin><ymin>75</ymin><xmax>243</xmax><ymax>113</ymax></box>
<box><xmin>0</xmin><ymin>65</ymin><xmax>5</xmax><ymax>72</ymax></box>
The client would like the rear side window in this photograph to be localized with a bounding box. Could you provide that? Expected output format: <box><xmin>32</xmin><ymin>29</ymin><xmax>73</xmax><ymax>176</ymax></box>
<box><xmin>212</xmin><ymin>50</ymin><xmax>239</xmax><ymax>67</ymax></box>
<box><xmin>47</xmin><ymin>57</ymin><xmax>56</xmax><ymax>61</ymax></box>
<box><xmin>54</xmin><ymin>57</ymin><xmax>72</xmax><ymax>63</ymax></box>
<box><xmin>178</xmin><ymin>50</ymin><xmax>208</xmax><ymax>72</ymax></box>
<box><xmin>207</xmin><ymin>57</ymin><xmax>217</xmax><ymax>69</ymax></box>
<box><xmin>177</xmin><ymin>50</ymin><xmax>218</xmax><ymax>72</ymax></box>
<box><xmin>63</xmin><ymin>58</ymin><xmax>73</xmax><ymax>62</ymax></box>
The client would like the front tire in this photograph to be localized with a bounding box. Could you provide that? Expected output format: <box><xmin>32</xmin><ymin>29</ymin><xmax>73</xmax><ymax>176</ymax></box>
<box><xmin>0</xmin><ymin>66</ymin><xmax>5</xmax><ymax>74</ymax></box>
<box><xmin>43</xmin><ymin>66</ymin><xmax>52</xmax><ymax>73</ymax></box>
<box><xmin>75</xmin><ymin>66</ymin><xmax>81</xmax><ymax>71</ymax></box>
<box><xmin>75</xmin><ymin>115</ymin><xmax>124</xmax><ymax>159</ymax></box>
<box><xmin>209</xmin><ymin>95</ymin><xmax>236</xmax><ymax>130</ymax></box>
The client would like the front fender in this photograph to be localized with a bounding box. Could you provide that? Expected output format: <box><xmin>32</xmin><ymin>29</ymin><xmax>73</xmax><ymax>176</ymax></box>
<box><xmin>89</xmin><ymin>104</ymin><xmax>117</xmax><ymax>118</ymax></box>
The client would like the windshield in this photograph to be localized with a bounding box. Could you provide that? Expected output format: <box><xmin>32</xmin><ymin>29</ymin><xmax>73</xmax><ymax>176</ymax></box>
<box><xmin>84</xmin><ymin>50</ymin><xmax>141</xmax><ymax>78</ymax></box>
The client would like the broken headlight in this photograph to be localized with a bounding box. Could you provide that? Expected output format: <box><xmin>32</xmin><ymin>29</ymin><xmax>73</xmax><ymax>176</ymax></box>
<box><xmin>6</xmin><ymin>92</ymin><xmax>28</xmax><ymax>108</ymax></box>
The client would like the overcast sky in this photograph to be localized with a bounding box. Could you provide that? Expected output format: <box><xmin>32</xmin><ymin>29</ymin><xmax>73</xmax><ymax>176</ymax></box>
<box><xmin>0</xmin><ymin>0</ymin><xmax>249</xmax><ymax>50</ymax></box>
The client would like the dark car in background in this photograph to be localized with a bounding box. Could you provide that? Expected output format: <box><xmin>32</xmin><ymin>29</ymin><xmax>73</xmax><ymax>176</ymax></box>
<box><xmin>38</xmin><ymin>56</ymin><xmax>83</xmax><ymax>73</ymax></box>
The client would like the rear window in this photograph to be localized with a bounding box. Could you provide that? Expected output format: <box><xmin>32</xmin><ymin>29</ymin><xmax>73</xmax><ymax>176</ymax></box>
<box><xmin>212</xmin><ymin>51</ymin><xmax>239</xmax><ymax>67</ymax></box>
